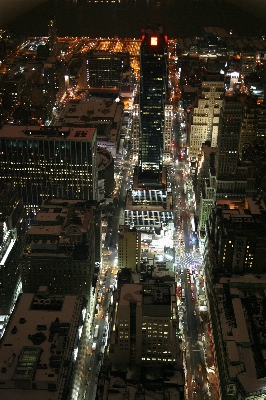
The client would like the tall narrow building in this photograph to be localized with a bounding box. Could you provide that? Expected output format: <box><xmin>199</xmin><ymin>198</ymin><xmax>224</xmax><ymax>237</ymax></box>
<box><xmin>47</xmin><ymin>15</ymin><xmax>58</xmax><ymax>58</ymax></box>
<box><xmin>137</xmin><ymin>25</ymin><xmax>168</xmax><ymax>188</ymax></box>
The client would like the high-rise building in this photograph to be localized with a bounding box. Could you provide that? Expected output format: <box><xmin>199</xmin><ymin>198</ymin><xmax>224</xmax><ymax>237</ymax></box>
<box><xmin>137</xmin><ymin>25</ymin><xmax>168</xmax><ymax>188</ymax></box>
<box><xmin>241</xmin><ymin>46</ymin><xmax>256</xmax><ymax>76</ymax></box>
<box><xmin>47</xmin><ymin>15</ymin><xmax>58</xmax><ymax>58</ymax></box>
<box><xmin>189</xmin><ymin>75</ymin><xmax>224</xmax><ymax>160</ymax></box>
<box><xmin>109</xmin><ymin>282</ymin><xmax>181</xmax><ymax>367</ymax></box>
<box><xmin>0</xmin><ymin>125</ymin><xmax>98</xmax><ymax>207</ymax></box>
<box><xmin>213</xmin><ymin>98</ymin><xmax>257</xmax><ymax>199</ymax></box>
<box><xmin>215</xmin><ymin>98</ymin><xmax>243</xmax><ymax>180</ymax></box>
<box><xmin>117</xmin><ymin>226</ymin><xmax>141</xmax><ymax>272</ymax></box>
<box><xmin>0</xmin><ymin>182</ymin><xmax>27</xmax><ymax>314</ymax></box>
<box><xmin>239</xmin><ymin>100</ymin><xmax>266</xmax><ymax>156</ymax></box>
<box><xmin>203</xmin><ymin>198</ymin><xmax>266</xmax><ymax>281</ymax></box>
<box><xmin>243</xmin><ymin>139</ymin><xmax>266</xmax><ymax>197</ymax></box>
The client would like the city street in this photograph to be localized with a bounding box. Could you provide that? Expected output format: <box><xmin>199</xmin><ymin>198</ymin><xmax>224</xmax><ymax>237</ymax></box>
<box><xmin>172</xmin><ymin>165</ymin><xmax>217</xmax><ymax>399</ymax></box>
<box><xmin>76</xmin><ymin>130</ymin><xmax>219</xmax><ymax>400</ymax></box>
<box><xmin>75</xmin><ymin>49</ymin><xmax>218</xmax><ymax>400</ymax></box>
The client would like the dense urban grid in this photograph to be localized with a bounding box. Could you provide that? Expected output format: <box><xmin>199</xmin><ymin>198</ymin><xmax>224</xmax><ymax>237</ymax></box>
<box><xmin>1</xmin><ymin>8</ymin><xmax>266</xmax><ymax>400</ymax></box>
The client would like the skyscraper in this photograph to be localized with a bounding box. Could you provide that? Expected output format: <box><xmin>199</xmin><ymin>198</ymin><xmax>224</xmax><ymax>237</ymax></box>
<box><xmin>137</xmin><ymin>25</ymin><xmax>168</xmax><ymax>188</ymax></box>
<box><xmin>47</xmin><ymin>15</ymin><xmax>58</xmax><ymax>58</ymax></box>
<box><xmin>215</xmin><ymin>98</ymin><xmax>243</xmax><ymax>180</ymax></box>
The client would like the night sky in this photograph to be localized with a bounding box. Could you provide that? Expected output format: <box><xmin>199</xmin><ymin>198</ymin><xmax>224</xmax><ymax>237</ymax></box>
<box><xmin>2</xmin><ymin>0</ymin><xmax>266</xmax><ymax>39</ymax></box>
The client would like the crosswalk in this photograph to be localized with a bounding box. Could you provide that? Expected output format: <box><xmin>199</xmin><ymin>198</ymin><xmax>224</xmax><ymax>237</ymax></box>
<box><xmin>179</xmin><ymin>253</ymin><xmax>201</xmax><ymax>269</ymax></box>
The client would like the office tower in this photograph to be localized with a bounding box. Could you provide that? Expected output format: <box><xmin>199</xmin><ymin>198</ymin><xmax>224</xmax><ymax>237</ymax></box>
<box><xmin>138</xmin><ymin>25</ymin><xmax>168</xmax><ymax>187</ymax></box>
<box><xmin>20</xmin><ymin>200</ymin><xmax>101</xmax><ymax>297</ymax></box>
<box><xmin>47</xmin><ymin>15</ymin><xmax>58</xmax><ymax>58</ymax></box>
<box><xmin>241</xmin><ymin>47</ymin><xmax>256</xmax><ymax>76</ymax></box>
<box><xmin>86</xmin><ymin>51</ymin><xmax>129</xmax><ymax>88</ymax></box>
<box><xmin>239</xmin><ymin>99</ymin><xmax>258</xmax><ymax>156</ymax></box>
<box><xmin>0</xmin><ymin>182</ymin><xmax>27</xmax><ymax>314</ymax></box>
<box><xmin>0</xmin><ymin>288</ymin><xmax>86</xmax><ymax>399</ymax></box>
<box><xmin>243</xmin><ymin>139</ymin><xmax>266</xmax><ymax>196</ymax></box>
<box><xmin>43</xmin><ymin>61</ymin><xmax>69</xmax><ymax>105</ymax></box>
<box><xmin>109</xmin><ymin>282</ymin><xmax>181</xmax><ymax>367</ymax></box>
<box><xmin>0</xmin><ymin>125</ymin><xmax>98</xmax><ymax>207</ymax></box>
<box><xmin>214</xmin><ymin>98</ymin><xmax>257</xmax><ymax>199</ymax></box>
<box><xmin>118</xmin><ymin>226</ymin><xmax>141</xmax><ymax>271</ymax></box>
<box><xmin>204</xmin><ymin>199</ymin><xmax>266</xmax><ymax>282</ymax></box>
<box><xmin>189</xmin><ymin>110</ymin><xmax>209</xmax><ymax>159</ymax></box>
<box><xmin>0</xmin><ymin>62</ymin><xmax>42</xmax><ymax>110</ymax></box>
<box><xmin>239</xmin><ymin>100</ymin><xmax>266</xmax><ymax>156</ymax></box>
<box><xmin>215</xmin><ymin>98</ymin><xmax>242</xmax><ymax>180</ymax></box>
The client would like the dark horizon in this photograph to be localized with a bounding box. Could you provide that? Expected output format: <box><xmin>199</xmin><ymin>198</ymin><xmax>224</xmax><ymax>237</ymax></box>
<box><xmin>4</xmin><ymin>0</ymin><xmax>266</xmax><ymax>40</ymax></box>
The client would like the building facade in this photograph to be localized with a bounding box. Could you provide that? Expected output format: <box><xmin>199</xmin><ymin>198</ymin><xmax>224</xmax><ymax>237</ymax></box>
<box><xmin>0</xmin><ymin>182</ymin><xmax>27</xmax><ymax>314</ymax></box>
<box><xmin>215</xmin><ymin>98</ymin><xmax>243</xmax><ymax>180</ymax></box>
<box><xmin>0</xmin><ymin>125</ymin><xmax>98</xmax><ymax>206</ymax></box>
<box><xmin>86</xmin><ymin>51</ymin><xmax>129</xmax><ymax>88</ymax></box>
<box><xmin>132</xmin><ymin>102</ymin><xmax>140</xmax><ymax>162</ymax></box>
<box><xmin>163</xmin><ymin>103</ymin><xmax>174</xmax><ymax>162</ymax></box>
<box><xmin>117</xmin><ymin>226</ymin><xmax>141</xmax><ymax>272</ymax></box>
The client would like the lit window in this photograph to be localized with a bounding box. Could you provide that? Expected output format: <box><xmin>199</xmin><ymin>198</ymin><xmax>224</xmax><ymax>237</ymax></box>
<box><xmin>151</xmin><ymin>37</ymin><xmax>158</xmax><ymax>46</ymax></box>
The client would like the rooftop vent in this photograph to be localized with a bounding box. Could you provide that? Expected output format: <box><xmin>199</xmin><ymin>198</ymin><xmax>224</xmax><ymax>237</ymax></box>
<box><xmin>37</xmin><ymin>324</ymin><xmax>47</xmax><ymax>331</ymax></box>
<box><xmin>11</xmin><ymin>326</ymin><xmax>17</xmax><ymax>334</ymax></box>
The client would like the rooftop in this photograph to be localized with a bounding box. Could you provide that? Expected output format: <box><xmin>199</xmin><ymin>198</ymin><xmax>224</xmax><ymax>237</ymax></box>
<box><xmin>124</xmin><ymin>209</ymin><xmax>173</xmax><ymax>230</ymax></box>
<box><xmin>215</xmin><ymin>276</ymin><xmax>266</xmax><ymax>395</ymax></box>
<box><xmin>55</xmin><ymin>98</ymin><xmax>123</xmax><ymax>146</ymax></box>
<box><xmin>23</xmin><ymin>200</ymin><xmax>95</xmax><ymax>257</ymax></box>
<box><xmin>0</xmin><ymin>125</ymin><xmax>96</xmax><ymax>141</ymax></box>
<box><xmin>119</xmin><ymin>283</ymin><xmax>143</xmax><ymax>307</ymax></box>
<box><xmin>0</xmin><ymin>290</ymin><xmax>85</xmax><ymax>400</ymax></box>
